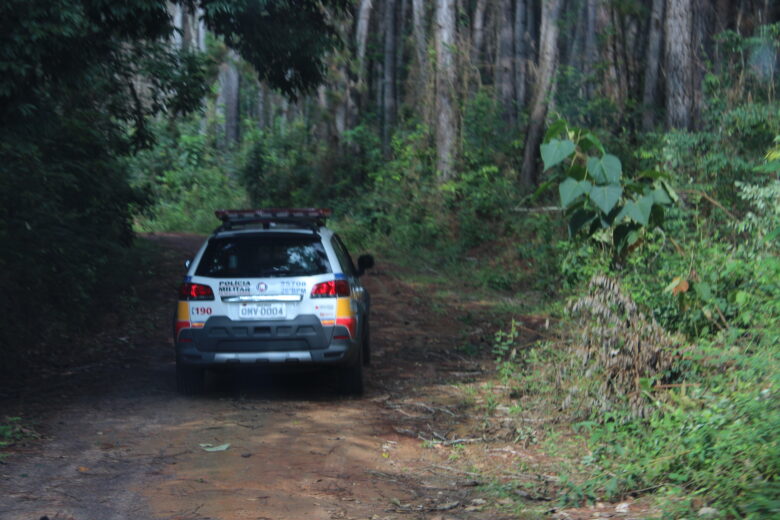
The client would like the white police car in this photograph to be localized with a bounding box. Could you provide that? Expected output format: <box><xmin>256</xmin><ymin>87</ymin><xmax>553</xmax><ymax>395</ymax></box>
<box><xmin>174</xmin><ymin>209</ymin><xmax>373</xmax><ymax>395</ymax></box>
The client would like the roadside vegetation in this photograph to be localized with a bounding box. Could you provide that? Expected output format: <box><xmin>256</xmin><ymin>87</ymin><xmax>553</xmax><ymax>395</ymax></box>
<box><xmin>1</xmin><ymin>1</ymin><xmax>777</xmax><ymax>518</ymax></box>
<box><xmin>132</xmin><ymin>21</ymin><xmax>778</xmax><ymax>518</ymax></box>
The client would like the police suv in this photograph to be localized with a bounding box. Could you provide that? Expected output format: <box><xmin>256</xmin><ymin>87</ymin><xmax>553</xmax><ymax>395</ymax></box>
<box><xmin>174</xmin><ymin>209</ymin><xmax>373</xmax><ymax>395</ymax></box>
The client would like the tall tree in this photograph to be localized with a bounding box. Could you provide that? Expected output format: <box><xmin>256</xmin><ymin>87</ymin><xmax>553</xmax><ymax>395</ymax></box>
<box><xmin>583</xmin><ymin>0</ymin><xmax>598</xmax><ymax>98</ymax></box>
<box><xmin>642</xmin><ymin>0</ymin><xmax>665</xmax><ymax>130</ymax></box>
<box><xmin>471</xmin><ymin>0</ymin><xmax>489</xmax><ymax>66</ymax></box>
<box><xmin>218</xmin><ymin>51</ymin><xmax>241</xmax><ymax>145</ymax></box>
<box><xmin>513</xmin><ymin>0</ymin><xmax>527</xmax><ymax>108</ymax></box>
<box><xmin>665</xmin><ymin>0</ymin><xmax>694</xmax><ymax>129</ymax></box>
<box><xmin>495</xmin><ymin>0</ymin><xmax>516</xmax><ymax>126</ymax></box>
<box><xmin>382</xmin><ymin>0</ymin><xmax>398</xmax><ymax>155</ymax></box>
<box><xmin>435</xmin><ymin>0</ymin><xmax>457</xmax><ymax>179</ymax></box>
<box><xmin>520</xmin><ymin>0</ymin><xmax>562</xmax><ymax>187</ymax></box>
<box><xmin>355</xmin><ymin>0</ymin><xmax>374</xmax><ymax>88</ymax></box>
<box><xmin>411</xmin><ymin>0</ymin><xmax>428</xmax><ymax>94</ymax></box>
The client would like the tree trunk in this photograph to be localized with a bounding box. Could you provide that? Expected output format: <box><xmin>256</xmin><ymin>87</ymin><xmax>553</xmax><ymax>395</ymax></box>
<box><xmin>171</xmin><ymin>4</ymin><xmax>184</xmax><ymax>49</ymax></box>
<box><xmin>583</xmin><ymin>0</ymin><xmax>597</xmax><ymax>98</ymax></box>
<box><xmin>597</xmin><ymin>2</ymin><xmax>621</xmax><ymax>106</ymax></box>
<box><xmin>665</xmin><ymin>0</ymin><xmax>694</xmax><ymax>130</ymax></box>
<box><xmin>435</xmin><ymin>0</ymin><xmax>457</xmax><ymax>179</ymax></box>
<box><xmin>355</xmin><ymin>0</ymin><xmax>374</xmax><ymax>87</ymax></box>
<box><xmin>196</xmin><ymin>7</ymin><xmax>207</xmax><ymax>52</ymax></box>
<box><xmin>396</xmin><ymin>0</ymin><xmax>408</xmax><ymax>90</ymax></box>
<box><xmin>257</xmin><ymin>82</ymin><xmax>267</xmax><ymax>129</ymax></box>
<box><xmin>691</xmin><ymin>0</ymin><xmax>712</xmax><ymax>129</ymax></box>
<box><xmin>520</xmin><ymin>0</ymin><xmax>562</xmax><ymax>188</ymax></box>
<box><xmin>514</xmin><ymin>0</ymin><xmax>527</xmax><ymax>108</ymax></box>
<box><xmin>566</xmin><ymin>0</ymin><xmax>586</xmax><ymax>69</ymax></box>
<box><xmin>217</xmin><ymin>53</ymin><xmax>241</xmax><ymax>146</ymax></box>
<box><xmin>382</xmin><ymin>0</ymin><xmax>397</xmax><ymax>156</ymax></box>
<box><xmin>471</xmin><ymin>0</ymin><xmax>489</xmax><ymax>66</ymax></box>
<box><xmin>495</xmin><ymin>0</ymin><xmax>515</xmax><ymax>126</ymax></box>
<box><xmin>411</xmin><ymin>0</ymin><xmax>428</xmax><ymax>97</ymax></box>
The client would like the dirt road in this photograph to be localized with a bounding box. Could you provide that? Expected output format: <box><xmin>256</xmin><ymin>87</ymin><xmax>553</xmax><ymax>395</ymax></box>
<box><xmin>0</xmin><ymin>234</ymin><xmax>506</xmax><ymax>520</ymax></box>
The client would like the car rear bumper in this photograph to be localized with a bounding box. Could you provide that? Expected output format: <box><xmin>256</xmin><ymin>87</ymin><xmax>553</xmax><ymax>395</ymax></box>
<box><xmin>176</xmin><ymin>314</ymin><xmax>359</xmax><ymax>366</ymax></box>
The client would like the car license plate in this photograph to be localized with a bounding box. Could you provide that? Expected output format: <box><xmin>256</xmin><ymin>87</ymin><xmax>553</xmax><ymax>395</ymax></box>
<box><xmin>238</xmin><ymin>303</ymin><xmax>286</xmax><ymax>320</ymax></box>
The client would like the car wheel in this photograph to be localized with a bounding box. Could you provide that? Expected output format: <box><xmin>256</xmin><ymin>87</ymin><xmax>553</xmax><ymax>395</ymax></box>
<box><xmin>338</xmin><ymin>349</ymin><xmax>364</xmax><ymax>396</ymax></box>
<box><xmin>176</xmin><ymin>362</ymin><xmax>205</xmax><ymax>395</ymax></box>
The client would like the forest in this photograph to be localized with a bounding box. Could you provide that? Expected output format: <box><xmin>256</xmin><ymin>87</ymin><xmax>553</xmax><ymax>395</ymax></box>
<box><xmin>0</xmin><ymin>0</ymin><xmax>778</xmax><ymax>518</ymax></box>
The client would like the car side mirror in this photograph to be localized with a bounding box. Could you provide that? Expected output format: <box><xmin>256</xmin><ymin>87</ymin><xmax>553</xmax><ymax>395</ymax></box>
<box><xmin>184</xmin><ymin>259</ymin><xmax>191</xmax><ymax>269</ymax></box>
<box><xmin>356</xmin><ymin>254</ymin><xmax>374</xmax><ymax>277</ymax></box>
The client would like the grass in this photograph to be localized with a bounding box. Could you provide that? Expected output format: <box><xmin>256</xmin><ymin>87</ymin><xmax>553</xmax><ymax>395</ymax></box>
<box><xmin>0</xmin><ymin>417</ymin><xmax>37</xmax><ymax>455</ymax></box>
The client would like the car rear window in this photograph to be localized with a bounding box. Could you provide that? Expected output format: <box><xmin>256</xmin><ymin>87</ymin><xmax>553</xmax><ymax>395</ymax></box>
<box><xmin>195</xmin><ymin>234</ymin><xmax>332</xmax><ymax>278</ymax></box>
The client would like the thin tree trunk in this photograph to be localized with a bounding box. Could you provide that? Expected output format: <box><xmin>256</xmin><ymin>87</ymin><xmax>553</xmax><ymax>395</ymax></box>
<box><xmin>642</xmin><ymin>0</ymin><xmax>665</xmax><ymax>130</ymax></box>
<box><xmin>613</xmin><ymin>7</ymin><xmax>630</xmax><ymax>110</ymax></box>
<box><xmin>514</xmin><ymin>0</ymin><xmax>527</xmax><ymax>108</ymax></box>
<box><xmin>583</xmin><ymin>0</ymin><xmax>597</xmax><ymax>97</ymax></box>
<box><xmin>471</xmin><ymin>0</ymin><xmax>489</xmax><ymax>66</ymax></box>
<box><xmin>665</xmin><ymin>0</ymin><xmax>694</xmax><ymax>129</ymax></box>
<box><xmin>496</xmin><ymin>0</ymin><xmax>515</xmax><ymax>126</ymax></box>
<box><xmin>396</xmin><ymin>0</ymin><xmax>408</xmax><ymax>92</ymax></box>
<box><xmin>597</xmin><ymin>3</ymin><xmax>619</xmax><ymax>105</ymax></box>
<box><xmin>257</xmin><ymin>82</ymin><xmax>266</xmax><ymax>129</ymax></box>
<box><xmin>382</xmin><ymin>0</ymin><xmax>397</xmax><ymax>156</ymax></box>
<box><xmin>196</xmin><ymin>7</ymin><xmax>207</xmax><ymax>52</ymax></box>
<box><xmin>171</xmin><ymin>4</ymin><xmax>184</xmax><ymax>49</ymax></box>
<box><xmin>567</xmin><ymin>0</ymin><xmax>586</xmax><ymax>68</ymax></box>
<box><xmin>411</xmin><ymin>0</ymin><xmax>428</xmax><ymax>93</ymax></box>
<box><xmin>217</xmin><ymin>53</ymin><xmax>241</xmax><ymax>146</ymax></box>
<box><xmin>435</xmin><ymin>0</ymin><xmax>457</xmax><ymax>179</ymax></box>
<box><xmin>335</xmin><ymin>65</ymin><xmax>349</xmax><ymax>139</ymax></box>
<box><xmin>355</xmin><ymin>0</ymin><xmax>374</xmax><ymax>87</ymax></box>
<box><xmin>691</xmin><ymin>0</ymin><xmax>712</xmax><ymax>129</ymax></box>
<box><xmin>520</xmin><ymin>0</ymin><xmax>562</xmax><ymax>188</ymax></box>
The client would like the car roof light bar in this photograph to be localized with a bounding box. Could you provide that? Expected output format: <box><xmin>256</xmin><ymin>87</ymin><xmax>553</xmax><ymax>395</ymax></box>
<box><xmin>214</xmin><ymin>208</ymin><xmax>332</xmax><ymax>232</ymax></box>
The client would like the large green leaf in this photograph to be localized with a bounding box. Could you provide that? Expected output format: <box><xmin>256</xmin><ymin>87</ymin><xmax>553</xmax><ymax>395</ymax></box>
<box><xmin>559</xmin><ymin>178</ymin><xmax>593</xmax><ymax>207</ymax></box>
<box><xmin>660</xmin><ymin>179</ymin><xmax>679</xmax><ymax>203</ymax></box>
<box><xmin>541</xmin><ymin>139</ymin><xmax>575</xmax><ymax>171</ymax></box>
<box><xmin>616</xmin><ymin>193</ymin><xmax>655</xmax><ymax>225</ymax></box>
<box><xmin>649</xmin><ymin>185</ymin><xmax>672</xmax><ymax>205</ymax></box>
<box><xmin>589</xmin><ymin>184</ymin><xmax>622</xmax><ymax>215</ymax></box>
<box><xmin>587</xmin><ymin>154</ymin><xmax>622</xmax><ymax>184</ymax></box>
<box><xmin>579</xmin><ymin>132</ymin><xmax>605</xmax><ymax>155</ymax></box>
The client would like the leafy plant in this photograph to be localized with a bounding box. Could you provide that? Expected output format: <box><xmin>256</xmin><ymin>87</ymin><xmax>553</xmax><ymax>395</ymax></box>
<box><xmin>541</xmin><ymin>119</ymin><xmax>677</xmax><ymax>257</ymax></box>
<box><xmin>0</xmin><ymin>417</ymin><xmax>36</xmax><ymax>451</ymax></box>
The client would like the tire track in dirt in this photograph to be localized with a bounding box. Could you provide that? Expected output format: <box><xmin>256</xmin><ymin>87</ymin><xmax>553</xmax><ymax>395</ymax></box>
<box><xmin>0</xmin><ymin>234</ymin><xmax>503</xmax><ymax>520</ymax></box>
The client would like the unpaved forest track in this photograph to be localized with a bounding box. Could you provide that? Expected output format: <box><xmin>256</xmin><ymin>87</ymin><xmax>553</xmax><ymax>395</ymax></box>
<box><xmin>0</xmin><ymin>234</ymin><xmax>507</xmax><ymax>520</ymax></box>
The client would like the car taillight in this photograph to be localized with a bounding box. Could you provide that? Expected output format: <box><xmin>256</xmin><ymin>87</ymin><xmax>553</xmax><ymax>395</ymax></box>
<box><xmin>311</xmin><ymin>279</ymin><xmax>350</xmax><ymax>298</ymax></box>
<box><xmin>179</xmin><ymin>283</ymin><xmax>214</xmax><ymax>301</ymax></box>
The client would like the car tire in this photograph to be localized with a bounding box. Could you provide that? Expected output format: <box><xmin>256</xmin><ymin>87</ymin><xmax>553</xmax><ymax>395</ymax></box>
<box><xmin>176</xmin><ymin>362</ymin><xmax>205</xmax><ymax>395</ymax></box>
<box><xmin>338</xmin><ymin>349</ymin><xmax>364</xmax><ymax>396</ymax></box>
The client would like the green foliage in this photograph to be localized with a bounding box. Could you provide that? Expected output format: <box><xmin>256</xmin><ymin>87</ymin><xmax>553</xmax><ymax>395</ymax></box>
<box><xmin>462</xmin><ymin>88</ymin><xmax>516</xmax><ymax>168</ymax></box>
<box><xmin>241</xmin><ymin>119</ymin><xmax>327</xmax><ymax>207</ymax></box>
<box><xmin>553</xmin><ymin>65</ymin><xmax>626</xmax><ymax>130</ymax></box>
<box><xmin>360</xmin><ymin>126</ymin><xmax>447</xmax><ymax>251</ymax></box>
<box><xmin>543</xmin><ymin>119</ymin><xmax>676</xmax><ymax>257</ymax></box>
<box><xmin>201</xmin><ymin>0</ymin><xmax>350</xmax><ymax>98</ymax></box>
<box><xmin>0</xmin><ymin>417</ymin><xmax>31</xmax><ymax>450</ymax></box>
<box><xmin>129</xmin><ymin>119</ymin><xmax>249</xmax><ymax>233</ymax></box>
<box><xmin>0</xmin><ymin>0</ymin><xmax>349</xmax><ymax>372</ymax></box>
<box><xmin>570</xmin><ymin>346</ymin><xmax>778</xmax><ymax>518</ymax></box>
<box><xmin>711</xmin><ymin>23</ymin><xmax>780</xmax><ymax>107</ymax></box>
<box><xmin>542</xmin><ymin>120</ymin><xmax>780</xmax><ymax>518</ymax></box>
<box><xmin>239</xmin><ymin>118</ymin><xmax>383</xmax><ymax>217</ymax></box>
